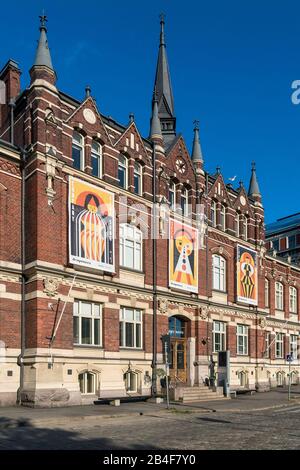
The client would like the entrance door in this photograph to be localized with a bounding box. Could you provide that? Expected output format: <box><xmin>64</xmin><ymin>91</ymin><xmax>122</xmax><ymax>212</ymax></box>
<box><xmin>169</xmin><ymin>338</ymin><xmax>187</xmax><ymax>383</ymax></box>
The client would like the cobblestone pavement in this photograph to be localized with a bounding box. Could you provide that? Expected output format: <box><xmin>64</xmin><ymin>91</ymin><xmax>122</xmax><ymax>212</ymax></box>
<box><xmin>0</xmin><ymin>403</ymin><xmax>300</xmax><ymax>450</ymax></box>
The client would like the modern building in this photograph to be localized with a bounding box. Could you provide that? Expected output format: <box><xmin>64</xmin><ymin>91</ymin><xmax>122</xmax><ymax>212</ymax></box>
<box><xmin>0</xmin><ymin>15</ymin><xmax>299</xmax><ymax>407</ymax></box>
<box><xmin>266</xmin><ymin>213</ymin><xmax>300</xmax><ymax>265</ymax></box>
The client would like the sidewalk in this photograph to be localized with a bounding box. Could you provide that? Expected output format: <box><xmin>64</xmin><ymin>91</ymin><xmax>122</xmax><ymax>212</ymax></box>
<box><xmin>0</xmin><ymin>386</ymin><xmax>299</xmax><ymax>428</ymax></box>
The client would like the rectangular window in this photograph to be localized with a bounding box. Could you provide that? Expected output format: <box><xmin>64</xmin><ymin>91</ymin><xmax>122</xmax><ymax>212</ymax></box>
<box><xmin>118</xmin><ymin>155</ymin><xmax>128</xmax><ymax>189</ymax></box>
<box><xmin>211</xmin><ymin>201</ymin><xmax>217</xmax><ymax>227</ymax></box>
<box><xmin>237</xmin><ymin>325</ymin><xmax>249</xmax><ymax>355</ymax></box>
<box><xmin>169</xmin><ymin>183</ymin><xmax>176</xmax><ymax>210</ymax></box>
<box><xmin>275</xmin><ymin>282</ymin><xmax>284</xmax><ymax>310</ymax></box>
<box><xmin>181</xmin><ymin>189</ymin><xmax>189</xmax><ymax>217</ymax></box>
<box><xmin>72</xmin><ymin>131</ymin><xmax>84</xmax><ymax>170</ymax></box>
<box><xmin>120</xmin><ymin>224</ymin><xmax>142</xmax><ymax>271</ymax></box>
<box><xmin>120</xmin><ymin>308</ymin><xmax>142</xmax><ymax>349</ymax></box>
<box><xmin>290</xmin><ymin>335</ymin><xmax>298</xmax><ymax>360</ymax></box>
<box><xmin>212</xmin><ymin>321</ymin><xmax>226</xmax><ymax>353</ymax></box>
<box><xmin>265</xmin><ymin>279</ymin><xmax>269</xmax><ymax>308</ymax></box>
<box><xmin>134</xmin><ymin>163</ymin><xmax>142</xmax><ymax>195</ymax></box>
<box><xmin>275</xmin><ymin>333</ymin><xmax>284</xmax><ymax>358</ymax></box>
<box><xmin>212</xmin><ymin>255</ymin><xmax>226</xmax><ymax>292</ymax></box>
<box><xmin>288</xmin><ymin>235</ymin><xmax>296</xmax><ymax>249</ymax></box>
<box><xmin>289</xmin><ymin>287</ymin><xmax>297</xmax><ymax>314</ymax></box>
<box><xmin>73</xmin><ymin>300</ymin><xmax>102</xmax><ymax>346</ymax></box>
<box><xmin>272</xmin><ymin>239</ymin><xmax>279</xmax><ymax>252</ymax></box>
<box><xmin>91</xmin><ymin>141</ymin><xmax>102</xmax><ymax>178</ymax></box>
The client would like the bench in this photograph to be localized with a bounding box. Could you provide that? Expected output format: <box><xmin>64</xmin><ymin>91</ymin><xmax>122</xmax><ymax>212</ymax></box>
<box><xmin>94</xmin><ymin>395</ymin><xmax>151</xmax><ymax>406</ymax></box>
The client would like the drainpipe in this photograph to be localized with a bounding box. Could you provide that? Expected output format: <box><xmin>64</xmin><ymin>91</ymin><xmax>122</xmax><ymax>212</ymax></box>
<box><xmin>17</xmin><ymin>148</ymin><xmax>27</xmax><ymax>405</ymax></box>
<box><xmin>151</xmin><ymin>142</ymin><xmax>157</xmax><ymax>397</ymax></box>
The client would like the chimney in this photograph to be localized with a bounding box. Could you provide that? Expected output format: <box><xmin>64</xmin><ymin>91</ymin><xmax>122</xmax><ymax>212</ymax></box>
<box><xmin>0</xmin><ymin>60</ymin><xmax>21</xmax><ymax>135</ymax></box>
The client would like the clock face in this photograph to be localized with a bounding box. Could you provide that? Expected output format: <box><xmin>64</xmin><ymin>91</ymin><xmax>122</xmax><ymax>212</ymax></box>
<box><xmin>240</xmin><ymin>195</ymin><xmax>246</xmax><ymax>206</ymax></box>
<box><xmin>175</xmin><ymin>158</ymin><xmax>187</xmax><ymax>174</ymax></box>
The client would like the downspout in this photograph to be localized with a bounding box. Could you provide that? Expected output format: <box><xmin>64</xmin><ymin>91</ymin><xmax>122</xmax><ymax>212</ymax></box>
<box><xmin>151</xmin><ymin>142</ymin><xmax>157</xmax><ymax>397</ymax></box>
<box><xmin>18</xmin><ymin>148</ymin><xmax>27</xmax><ymax>405</ymax></box>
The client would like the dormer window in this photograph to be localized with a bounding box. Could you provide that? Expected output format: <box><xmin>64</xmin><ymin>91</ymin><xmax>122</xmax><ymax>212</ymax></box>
<box><xmin>72</xmin><ymin>131</ymin><xmax>84</xmax><ymax>171</ymax></box>
<box><xmin>134</xmin><ymin>162</ymin><xmax>142</xmax><ymax>195</ymax></box>
<box><xmin>118</xmin><ymin>155</ymin><xmax>128</xmax><ymax>189</ymax></box>
<box><xmin>91</xmin><ymin>141</ymin><xmax>102</xmax><ymax>178</ymax></box>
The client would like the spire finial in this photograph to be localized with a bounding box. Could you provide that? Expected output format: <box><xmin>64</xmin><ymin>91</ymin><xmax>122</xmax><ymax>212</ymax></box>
<box><xmin>191</xmin><ymin>119</ymin><xmax>203</xmax><ymax>164</ymax></box>
<box><xmin>129</xmin><ymin>112</ymin><xmax>135</xmax><ymax>123</ymax></box>
<box><xmin>85</xmin><ymin>85</ymin><xmax>91</xmax><ymax>98</ymax></box>
<box><xmin>248</xmin><ymin>161</ymin><xmax>261</xmax><ymax>198</ymax></box>
<box><xmin>39</xmin><ymin>11</ymin><xmax>47</xmax><ymax>31</ymax></box>
<box><xmin>159</xmin><ymin>12</ymin><xmax>166</xmax><ymax>46</ymax></box>
<box><xmin>216</xmin><ymin>166</ymin><xmax>221</xmax><ymax>175</ymax></box>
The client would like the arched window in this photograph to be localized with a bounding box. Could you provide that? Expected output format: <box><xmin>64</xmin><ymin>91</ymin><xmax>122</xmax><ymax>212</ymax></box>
<box><xmin>211</xmin><ymin>200</ymin><xmax>217</xmax><ymax>227</ymax></box>
<box><xmin>134</xmin><ymin>162</ymin><xmax>142</xmax><ymax>195</ymax></box>
<box><xmin>78</xmin><ymin>371</ymin><xmax>96</xmax><ymax>395</ymax></box>
<box><xmin>120</xmin><ymin>223</ymin><xmax>142</xmax><ymax>271</ymax></box>
<box><xmin>212</xmin><ymin>255</ymin><xmax>226</xmax><ymax>292</ymax></box>
<box><xmin>275</xmin><ymin>282</ymin><xmax>284</xmax><ymax>311</ymax></box>
<box><xmin>220</xmin><ymin>204</ymin><xmax>226</xmax><ymax>231</ymax></box>
<box><xmin>124</xmin><ymin>371</ymin><xmax>138</xmax><ymax>392</ymax></box>
<box><xmin>169</xmin><ymin>181</ymin><xmax>176</xmax><ymax>210</ymax></box>
<box><xmin>91</xmin><ymin>140</ymin><xmax>102</xmax><ymax>178</ymax></box>
<box><xmin>181</xmin><ymin>188</ymin><xmax>189</xmax><ymax>217</ymax></box>
<box><xmin>118</xmin><ymin>155</ymin><xmax>128</xmax><ymax>189</ymax></box>
<box><xmin>289</xmin><ymin>286</ymin><xmax>297</xmax><ymax>314</ymax></box>
<box><xmin>72</xmin><ymin>131</ymin><xmax>84</xmax><ymax>170</ymax></box>
<box><xmin>265</xmin><ymin>279</ymin><xmax>270</xmax><ymax>308</ymax></box>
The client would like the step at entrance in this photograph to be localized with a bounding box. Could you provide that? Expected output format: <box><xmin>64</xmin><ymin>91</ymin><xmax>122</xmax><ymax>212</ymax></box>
<box><xmin>178</xmin><ymin>386</ymin><xmax>227</xmax><ymax>403</ymax></box>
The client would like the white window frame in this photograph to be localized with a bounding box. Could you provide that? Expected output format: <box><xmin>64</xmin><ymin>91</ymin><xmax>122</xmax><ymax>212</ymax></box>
<box><xmin>289</xmin><ymin>286</ymin><xmax>297</xmax><ymax>314</ymax></box>
<box><xmin>169</xmin><ymin>182</ymin><xmax>176</xmax><ymax>210</ymax></box>
<box><xmin>133</xmin><ymin>162</ymin><xmax>142</xmax><ymax>195</ymax></box>
<box><xmin>72</xmin><ymin>131</ymin><xmax>84</xmax><ymax>171</ymax></box>
<box><xmin>275</xmin><ymin>333</ymin><xmax>284</xmax><ymax>358</ymax></box>
<box><xmin>73</xmin><ymin>300</ymin><xmax>102</xmax><ymax>347</ymax></box>
<box><xmin>119</xmin><ymin>308</ymin><xmax>143</xmax><ymax>349</ymax></box>
<box><xmin>290</xmin><ymin>335</ymin><xmax>298</xmax><ymax>360</ymax></box>
<box><xmin>212</xmin><ymin>321</ymin><xmax>226</xmax><ymax>353</ymax></box>
<box><xmin>237</xmin><ymin>324</ymin><xmax>249</xmax><ymax>356</ymax></box>
<box><xmin>120</xmin><ymin>223</ymin><xmax>142</xmax><ymax>271</ymax></box>
<box><xmin>265</xmin><ymin>332</ymin><xmax>271</xmax><ymax>358</ymax></box>
<box><xmin>212</xmin><ymin>255</ymin><xmax>226</xmax><ymax>292</ymax></box>
<box><xmin>125</xmin><ymin>371</ymin><xmax>138</xmax><ymax>392</ymax></box>
<box><xmin>265</xmin><ymin>278</ymin><xmax>270</xmax><ymax>308</ymax></box>
<box><xmin>220</xmin><ymin>204</ymin><xmax>226</xmax><ymax>231</ymax></box>
<box><xmin>118</xmin><ymin>155</ymin><xmax>128</xmax><ymax>189</ymax></box>
<box><xmin>211</xmin><ymin>200</ymin><xmax>217</xmax><ymax>227</ymax></box>
<box><xmin>275</xmin><ymin>282</ymin><xmax>284</xmax><ymax>311</ymax></box>
<box><xmin>181</xmin><ymin>188</ymin><xmax>189</xmax><ymax>217</ymax></box>
<box><xmin>91</xmin><ymin>140</ymin><xmax>102</xmax><ymax>178</ymax></box>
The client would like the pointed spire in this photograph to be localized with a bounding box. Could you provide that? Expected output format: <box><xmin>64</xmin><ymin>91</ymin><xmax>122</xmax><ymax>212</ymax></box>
<box><xmin>150</xmin><ymin>92</ymin><xmax>163</xmax><ymax>141</ymax></box>
<box><xmin>248</xmin><ymin>161</ymin><xmax>261</xmax><ymax>197</ymax></box>
<box><xmin>33</xmin><ymin>14</ymin><xmax>54</xmax><ymax>71</ymax></box>
<box><xmin>191</xmin><ymin>120</ymin><xmax>203</xmax><ymax>163</ymax></box>
<box><xmin>153</xmin><ymin>14</ymin><xmax>176</xmax><ymax>145</ymax></box>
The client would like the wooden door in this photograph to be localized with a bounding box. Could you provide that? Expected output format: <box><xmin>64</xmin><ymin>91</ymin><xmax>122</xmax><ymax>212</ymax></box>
<box><xmin>169</xmin><ymin>339</ymin><xmax>187</xmax><ymax>383</ymax></box>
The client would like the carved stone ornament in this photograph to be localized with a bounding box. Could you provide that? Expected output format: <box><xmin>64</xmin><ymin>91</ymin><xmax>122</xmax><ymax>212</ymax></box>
<box><xmin>199</xmin><ymin>306</ymin><xmax>209</xmax><ymax>320</ymax></box>
<box><xmin>259</xmin><ymin>318</ymin><xmax>267</xmax><ymax>328</ymax></box>
<box><xmin>158</xmin><ymin>298</ymin><xmax>169</xmax><ymax>314</ymax></box>
<box><xmin>43</xmin><ymin>278</ymin><xmax>59</xmax><ymax>297</ymax></box>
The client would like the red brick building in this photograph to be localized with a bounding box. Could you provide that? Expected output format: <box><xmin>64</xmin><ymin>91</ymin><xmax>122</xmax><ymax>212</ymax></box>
<box><xmin>0</xmin><ymin>16</ymin><xmax>299</xmax><ymax>407</ymax></box>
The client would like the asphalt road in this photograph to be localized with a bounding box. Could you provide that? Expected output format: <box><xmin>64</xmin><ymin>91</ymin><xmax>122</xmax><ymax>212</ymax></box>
<box><xmin>1</xmin><ymin>404</ymin><xmax>300</xmax><ymax>450</ymax></box>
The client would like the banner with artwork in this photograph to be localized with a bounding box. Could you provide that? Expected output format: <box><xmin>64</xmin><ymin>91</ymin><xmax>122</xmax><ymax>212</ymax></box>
<box><xmin>169</xmin><ymin>219</ymin><xmax>198</xmax><ymax>293</ymax></box>
<box><xmin>236</xmin><ymin>244</ymin><xmax>258</xmax><ymax>305</ymax></box>
<box><xmin>69</xmin><ymin>177</ymin><xmax>114</xmax><ymax>272</ymax></box>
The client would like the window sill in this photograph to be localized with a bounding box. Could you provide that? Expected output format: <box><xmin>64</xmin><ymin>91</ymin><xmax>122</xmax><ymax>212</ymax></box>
<box><xmin>120</xmin><ymin>347</ymin><xmax>144</xmax><ymax>351</ymax></box>
<box><xmin>120</xmin><ymin>266</ymin><xmax>144</xmax><ymax>275</ymax></box>
<box><xmin>74</xmin><ymin>344</ymin><xmax>103</xmax><ymax>349</ymax></box>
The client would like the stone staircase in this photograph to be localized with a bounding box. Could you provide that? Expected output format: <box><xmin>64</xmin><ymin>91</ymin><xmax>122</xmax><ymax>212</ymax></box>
<box><xmin>178</xmin><ymin>385</ymin><xmax>226</xmax><ymax>403</ymax></box>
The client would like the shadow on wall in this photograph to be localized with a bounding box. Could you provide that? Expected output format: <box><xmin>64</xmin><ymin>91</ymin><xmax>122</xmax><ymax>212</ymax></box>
<box><xmin>0</xmin><ymin>417</ymin><xmax>160</xmax><ymax>450</ymax></box>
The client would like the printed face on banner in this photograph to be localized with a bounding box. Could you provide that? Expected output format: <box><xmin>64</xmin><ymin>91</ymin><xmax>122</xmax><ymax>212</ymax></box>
<box><xmin>236</xmin><ymin>244</ymin><xmax>257</xmax><ymax>305</ymax></box>
<box><xmin>69</xmin><ymin>177</ymin><xmax>114</xmax><ymax>272</ymax></box>
<box><xmin>169</xmin><ymin>219</ymin><xmax>198</xmax><ymax>293</ymax></box>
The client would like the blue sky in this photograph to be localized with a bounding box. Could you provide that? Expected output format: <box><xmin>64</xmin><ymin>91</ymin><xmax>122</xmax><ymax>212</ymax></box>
<box><xmin>1</xmin><ymin>0</ymin><xmax>299</xmax><ymax>223</ymax></box>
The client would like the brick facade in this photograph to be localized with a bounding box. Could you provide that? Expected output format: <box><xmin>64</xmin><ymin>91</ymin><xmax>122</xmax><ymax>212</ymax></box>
<box><xmin>0</xmin><ymin>17</ymin><xmax>299</xmax><ymax>407</ymax></box>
